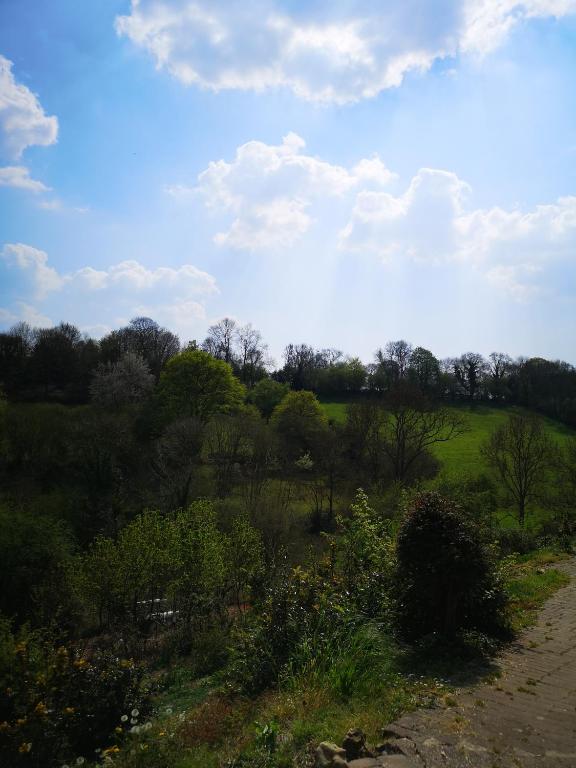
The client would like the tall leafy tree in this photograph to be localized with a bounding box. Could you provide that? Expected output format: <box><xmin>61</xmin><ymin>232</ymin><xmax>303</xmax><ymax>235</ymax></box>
<box><xmin>158</xmin><ymin>349</ymin><xmax>245</xmax><ymax>423</ymax></box>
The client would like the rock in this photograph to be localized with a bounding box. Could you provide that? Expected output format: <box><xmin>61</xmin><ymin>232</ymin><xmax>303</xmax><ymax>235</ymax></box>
<box><xmin>343</xmin><ymin>728</ymin><xmax>370</xmax><ymax>761</ymax></box>
<box><xmin>316</xmin><ymin>741</ymin><xmax>348</xmax><ymax>768</ymax></box>
<box><xmin>347</xmin><ymin>759</ymin><xmax>379</xmax><ymax>768</ymax></box>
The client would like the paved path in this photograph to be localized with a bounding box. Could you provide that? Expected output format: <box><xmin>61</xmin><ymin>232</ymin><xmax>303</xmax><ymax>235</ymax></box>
<box><xmin>361</xmin><ymin>558</ymin><xmax>576</xmax><ymax>768</ymax></box>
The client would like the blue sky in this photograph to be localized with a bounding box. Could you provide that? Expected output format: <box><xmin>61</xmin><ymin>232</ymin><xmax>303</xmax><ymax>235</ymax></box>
<box><xmin>1</xmin><ymin>0</ymin><xmax>575</xmax><ymax>364</ymax></box>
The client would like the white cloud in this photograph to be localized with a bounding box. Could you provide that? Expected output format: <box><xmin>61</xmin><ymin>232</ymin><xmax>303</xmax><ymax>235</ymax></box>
<box><xmin>341</xmin><ymin>168</ymin><xmax>471</xmax><ymax>261</ymax></box>
<box><xmin>0</xmin><ymin>165</ymin><xmax>50</xmax><ymax>192</ymax></box>
<box><xmin>0</xmin><ymin>55</ymin><xmax>58</xmax><ymax>159</ymax></box>
<box><xmin>484</xmin><ymin>264</ymin><xmax>542</xmax><ymax>301</ymax></box>
<box><xmin>194</xmin><ymin>133</ymin><xmax>395</xmax><ymax>249</ymax></box>
<box><xmin>115</xmin><ymin>0</ymin><xmax>576</xmax><ymax>104</ymax></box>
<box><xmin>15</xmin><ymin>301</ymin><xmax>53</xmax><ymax>328</ymax></box>
<box><xmin>0</xmin><ymin>244</ymin><xmax>219</xmax><ymax>334</ymax></box>
<box><xmin>1</xmin><ymin>243</ymin><xmax>64</xmax><ymax>297</ymax></box>
<box><xmin>1</xmin><ymin>246</ymin><xmax>218</xmax><ymax>298</ymax></box>
<box><xmin>340</xmin><ymin>167</ymin><xmax>576</xmax><ymax>299</ymax></box>
<box><xmin>87</xmin><ymin>259</ymin><xmax>218</xmax><ymax>294</ymax></box>
<box><xmin>190</xmin><ymin>132</ymin><xmax>576</xmax><ymax>299</ymax></box>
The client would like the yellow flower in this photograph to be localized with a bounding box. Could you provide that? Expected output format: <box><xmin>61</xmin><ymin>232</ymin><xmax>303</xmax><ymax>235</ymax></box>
<box><xmin>16</xmin><ymin>718</ymin><xmax>27</xmax><ymax>727</ymax></box>
<box><xmin>119</xmin><ymin>659</ymin><xmax>133</xmax><ymax>669</ymax></box>
<box><xmin>0</xmin><ymin>721</ymin><xmax>9</xmax><ymax>732</ymax></box>
<box><xmin>15</xmin><ymin>643</ymin><xmax>26</xmax><ymax>655</ymax></box>
<box><xmin>18</xmin><ymin>742</ymin><xmax>32</xmax><ymax>753</ymax></box>
<box><xmin>73</xmin><ymin>658</ymin><xmax>88</xmax><ymax>669</ymax></box>
<box><xmin>159</xmin><ymin>731</ymin><xmax>166</xmax><ymax>737</ymax></box>
<box><xmin>34</xmin><ymin>702</ymin><xmax>47</xmax><ymax>716</ymax></box>
<box><xmin>103</xmin><ymin>745</ymin><xmax>120</xmax><ymax>755</ymax></box>
<box><xmin>63</xmin><ymin>707</ymin><xmax>76</xmax><ymax>715</ymax></box>
<box><xmin>115</xmin><ymin>727</ymin><xmax>122</xmax><ymax>734</ymax></box>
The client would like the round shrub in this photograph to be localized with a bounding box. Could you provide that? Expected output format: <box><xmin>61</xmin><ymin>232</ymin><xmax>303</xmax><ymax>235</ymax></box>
<box><xmin>396</xmin><ymin>492</ymin><xmax>509</xmax><ymax>642</ymax></box>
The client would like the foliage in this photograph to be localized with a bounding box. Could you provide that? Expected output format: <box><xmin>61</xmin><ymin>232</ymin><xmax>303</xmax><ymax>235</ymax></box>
<box><xmin>0</xmin><ymin>505</ymin><xmax>74</xmax><ymax>625</ymax></box>
<box><xmin>71</xmin><ymin>502</ymin><xmax>263</xmax><ymax>653</ymax></box>
<box><xmin>249</xmin><ymin>379</ymin><xmax>289</xmax><ymax>419</ymax></box>
<box><xmin>157</xmin><ymin>350</ymin><xmax>246</xmax><ymax>423</ymax></box>
<box><xmin>396</xmin><ymin>491</ymin><xmax>509</xmax><ymax>641</ymax></box>
<box><xmin>270</xmin><ymin>390</ymin><xmax>327</xmax><ymax>461</ymax></box>
<box><xmin>0</xmin><ymin>616</ymin><xmax>146</xmax><ymax>767</ymax></box>
<box><xmin>335</xmin><ymin>489</ymin><xmax>395</xmax><ymax>618</ymax></box>
<box><xmin>90</xmin><ymin>353</ymin><xmax>155</xmax><ymax>408</ymax></box>
<box><xmin>228</xmin><ymin>490</ymin><xmax>394</xmax><ymax>695</ymax></box>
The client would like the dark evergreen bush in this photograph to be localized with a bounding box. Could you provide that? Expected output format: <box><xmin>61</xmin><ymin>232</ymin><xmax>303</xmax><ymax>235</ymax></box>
<box><xmin>396</xmin><ymin>492</ymin><xmax>509</xmax><ymax>642</ymax></box>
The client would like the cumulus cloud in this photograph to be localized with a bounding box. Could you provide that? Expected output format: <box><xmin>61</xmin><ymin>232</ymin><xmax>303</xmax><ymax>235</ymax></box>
<box><xmin>0</xmin><ymin>245</ymin><xmax>219</xmax><ymax>334</ymax></box>
<box><xmin>0</xmin><ymin>55</ymin><xmax>58</xmax><ymax>159</ymax></box>
<box><xmin>0</xmin><ymin>165</ymin><xmax>50</xmax><ymax>192</ymax></box>
<box><xmin>1</xmin><ymin>246</ymin><xmax>218</xmax><ymax>297</ymax></box>
<box><xmin>341</xmin><ymin>167</ymin><xmax>576</xmax><ymax>299</ymax></box>
<box><xmin>193</xmin><ymin>133</ymin><xmax>395</xmax><ymax>249</ymax></box>
<box><xmin>1</xmin><ymin>243</ymin><xmax>64</xmax><ymax>297</ymax></box>
<box><xmin>115</xmin><ymin>0</ymin><xmax>576</xmax><ymax>103</ymax></box>
<box><xmin>189</xmin><ymin>133</ymin><xmax>576</xmax><ymax>298</ymax></box>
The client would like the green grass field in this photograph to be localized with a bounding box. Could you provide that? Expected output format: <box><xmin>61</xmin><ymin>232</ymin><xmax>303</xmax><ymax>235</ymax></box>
<box><xmin>319</xmin><ymin>398</ymin><xmax>574</xmax><ymax>481</ymax></box>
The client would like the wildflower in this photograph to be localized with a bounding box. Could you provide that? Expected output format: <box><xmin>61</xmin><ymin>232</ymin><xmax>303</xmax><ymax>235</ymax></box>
<box><xmin>159</xmin><ymin>731</ymin><xmax>166</xmax><ymax>737</ymax></box>
<box><xmin>130</xmin><ymin>725</ymin><xmax>140</xmax><ymax>734</ymax></box>
<box><xmin>115</xmin><ymin>727</ymin><xmax>122</xmax><ymax>734</ymax></box>
<box><xmin>130</xmin><ymin>718</ymin><xmax>137</xmax><ymax>725</ymax></box>
<box><xmin>35</xmin><ymin>702</ymin><xmax>48</xmax><ymax>716</ymax></box>
<box><xmin>164</xmin><ymin>707</ymin><xmax>173</xmax><ymax>715</ymax></box>
<box><xmin>119</xmin><ymin>659</ymin><xmax>133</xmax><ymax>669</ymax></box>
<box><xmin>73</xmin><ymin>659</ymin><xmax>88</xmax><ymax>669</ymax></box>
<box><xmin>120</xmin><ymin>714</ymin><xmax>128</xmax><ymax>722</ymax></box>
<box><xmin>63</xmin><ymin>707</ymin><xmax>75</xmax><ymax>715</ymax></box>
<box><xmin>103</xmin><ymin>745</ymin><xmax>120</xmax><ymax>755</ymax></box>
<box><xmin>144</xmin><ymin>721</ymin><xmax>152</xmax><ymax>731</ymax></box>
<box><xmin>16</xmin><ymin>718</ymin><xmax>27</xmax><ymax>726</ymax></box>
<box><xmin>131</xmin><ymin>708</ymin><xmax>139</xmax><ymax>718</ymax></box>
<box><xmin>19</xmin><ymin>742</ymin><xmax>32</xmax><ymax>753</ymax></box>
<box><xmin>0</xmin><ymin>722</ymin><xmax>9</xmax><ymax>732</ymax></box>
<box><xmin>76</xmin><ymin>758</ymin><xmax>85</xmax><ymax>765</ymax></box>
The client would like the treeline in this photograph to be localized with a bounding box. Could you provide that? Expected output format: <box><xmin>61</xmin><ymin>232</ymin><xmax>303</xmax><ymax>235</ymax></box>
<box><xmin>1</xmin><ymin>317</ymin><xmax>576</xmax><ymax>427</ymax></box>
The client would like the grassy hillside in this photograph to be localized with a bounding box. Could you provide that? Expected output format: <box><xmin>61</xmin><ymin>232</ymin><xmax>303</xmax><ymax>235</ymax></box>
<box><xmin>320</xmin><ymin>399</ymin><xmax>574</xmax><ymax>480</ymax></box>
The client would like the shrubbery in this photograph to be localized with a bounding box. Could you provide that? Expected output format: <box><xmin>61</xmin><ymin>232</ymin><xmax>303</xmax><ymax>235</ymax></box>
<box><xmin>396</xmin><ymin>491</ymin><xmax>510</xmax><ymax>642</ymax></box>
<box><xmin>227</xmin><ymin>490</ymin><xmax>395</xmax><ymax>695</ymax></box>
<box><xmin>0</xmin><ymin>617</ymin><xmax>147</xmax><ymax>767</ymax></box>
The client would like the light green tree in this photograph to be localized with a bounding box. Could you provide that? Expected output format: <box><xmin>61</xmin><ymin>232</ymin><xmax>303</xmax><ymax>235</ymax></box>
<box><xmin>158</xmin><ymin>349</ymin><xmax>245</xmax><ymax>422</ymax></box>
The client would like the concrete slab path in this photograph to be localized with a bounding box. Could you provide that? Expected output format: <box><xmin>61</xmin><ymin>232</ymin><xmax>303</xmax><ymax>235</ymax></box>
<box><xmin>366</xmin><ymin>558</ymin><xmax>576</xmax><ymax>768</ymax></box>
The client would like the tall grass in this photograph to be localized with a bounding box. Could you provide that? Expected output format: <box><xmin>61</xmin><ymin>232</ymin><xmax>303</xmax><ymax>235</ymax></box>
<box><xmin>282</xmin><ymin>621</ymin><xmax>397</xmax><ymax>699</ymax></box>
